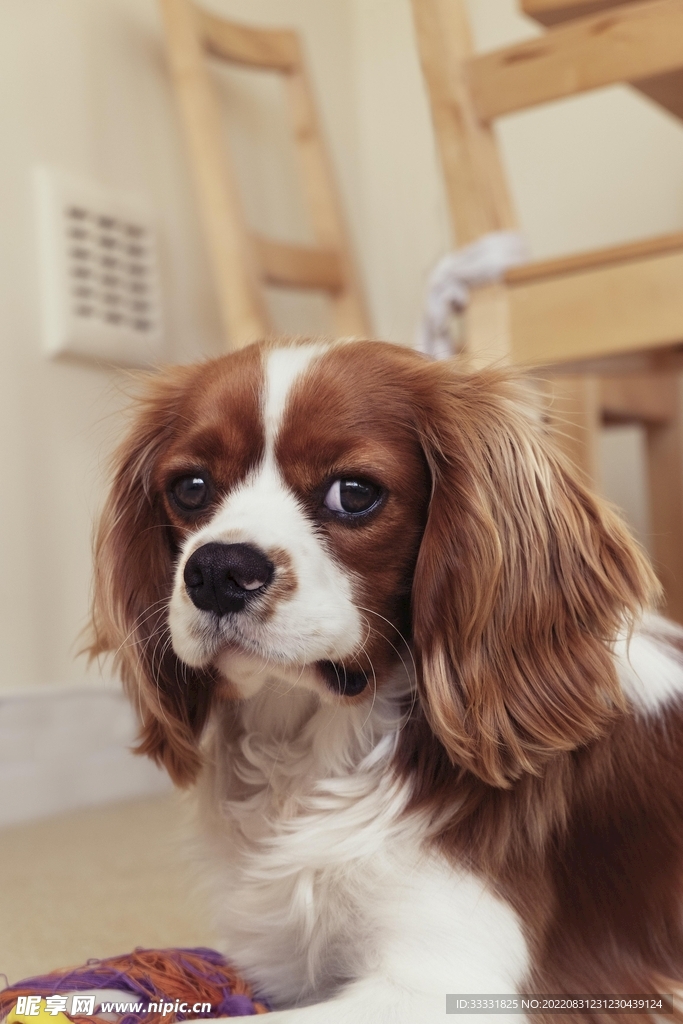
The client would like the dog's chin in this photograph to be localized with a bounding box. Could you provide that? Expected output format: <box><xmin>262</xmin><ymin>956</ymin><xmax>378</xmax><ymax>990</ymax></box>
<box><xmin>168</xmin><ymin>601</ymin><xmax>371</xmax><ymax>700</ymax></box>
<box><xmin>212</xmin><ymin>647</ymin><xmax>369</xmax><ymax>702</ymax></box>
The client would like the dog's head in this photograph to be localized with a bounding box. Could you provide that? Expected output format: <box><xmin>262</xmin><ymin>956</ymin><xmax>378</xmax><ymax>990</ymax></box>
<box><xmin>91</xmin><ymin>339</ymin><xmax>657</xmax><ymax>787</ymax></box>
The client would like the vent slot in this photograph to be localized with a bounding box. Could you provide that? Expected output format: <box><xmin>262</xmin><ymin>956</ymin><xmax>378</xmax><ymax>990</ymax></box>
<box><xmin>36</xmin><ymin>168</ymin><xmax>164</xmax><ymax>367</ymax></box>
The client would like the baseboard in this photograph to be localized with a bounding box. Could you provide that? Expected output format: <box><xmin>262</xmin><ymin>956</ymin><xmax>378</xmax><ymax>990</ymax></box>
<box><xmin>0</xmin><ymin>684</ymin><xmax>172</xmax><ymax>828</ymax></box>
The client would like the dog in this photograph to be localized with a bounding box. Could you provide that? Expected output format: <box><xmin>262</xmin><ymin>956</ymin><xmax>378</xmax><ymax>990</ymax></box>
<box><xmin>91</xmin><ymin>338</ymin><xmax>683</xmax><ymax>1022</ymax></box>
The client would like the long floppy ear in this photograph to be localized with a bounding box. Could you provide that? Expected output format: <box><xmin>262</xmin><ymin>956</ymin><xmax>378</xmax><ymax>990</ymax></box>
<box><xmin>89</xmin><ymin>366</ymin><xmax>214</xmax><ymax>786</ymax></box>
<box><xmin>411</xmin><ymin>363</ymin><xmax>659</xmax><ymax>788</ymax></box>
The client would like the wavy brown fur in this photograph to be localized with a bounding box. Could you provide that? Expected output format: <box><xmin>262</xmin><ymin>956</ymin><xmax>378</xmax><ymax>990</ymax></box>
<box><xmin>408</xmin><ymin>364</ymin><xmax>658</xmax><ymax>787</ymax></box>
<box><xmin>89</xmin><ymin>365</ymin><xmax>216</xmax><ymax>785</ymax></box>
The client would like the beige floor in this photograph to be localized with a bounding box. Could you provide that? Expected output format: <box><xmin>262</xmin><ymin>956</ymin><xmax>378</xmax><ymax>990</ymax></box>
<box><xmin>0</xmin><ymin>795</ymin><xmax>219</xmax><ymax>985</ymax></box>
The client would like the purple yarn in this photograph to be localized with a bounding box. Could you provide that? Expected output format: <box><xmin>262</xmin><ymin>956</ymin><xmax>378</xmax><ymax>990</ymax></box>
<box><xmin>6</xmin><ymin>949</ymin><xmax>232</xmax><ymax>1001</ymax></box>
<box><xmin>0</xmin><ymin>948</ymin><xmax>270</xmax><ymax>1019</ymax></box>
<box><xmin>213</xmin><ymin>994</ymin><xmax>258</xmax><ymax>1016</ymax></box>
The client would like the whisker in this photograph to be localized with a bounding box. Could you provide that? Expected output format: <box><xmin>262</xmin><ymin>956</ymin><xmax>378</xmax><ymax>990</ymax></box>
<box><xmin>111</xmin><ymin>598</ymin><xmax>169</xmax><ymax>660</ymax></box>
<box><xmin>354</xmin><ymin>607</ymin><xmax>420</xmax><ymax>730</ymax></box>
<box><xmin>145</xmin><ymin>622</ymin><xmax>175</xmax><ymax>729</ymax></box>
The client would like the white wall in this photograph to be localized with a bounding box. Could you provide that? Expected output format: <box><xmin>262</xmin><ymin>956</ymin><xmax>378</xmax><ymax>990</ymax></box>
<box><xmin>0</xmin><ymin>0</ymin><xmax>227</xmax><ymax>694</ymax></box>
<box><xmin>0</xmin><ymin>686</ymin><xmax>171</xmax><ymax>826</ymax></box>
<box><xmin>2</xmin><ymin>0</ymin><xmax>683</xmax><ymax>695</ymax></box>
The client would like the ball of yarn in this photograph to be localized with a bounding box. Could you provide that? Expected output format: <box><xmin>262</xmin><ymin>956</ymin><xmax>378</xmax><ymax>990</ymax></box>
<box><xmin>0</xmin><ymin>947</ymin><xmax>270</xmax><ymax>1022</ymax></box>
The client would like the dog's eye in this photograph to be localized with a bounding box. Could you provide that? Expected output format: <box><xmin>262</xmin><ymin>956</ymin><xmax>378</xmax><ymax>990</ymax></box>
<box><xmin>324</xmin><ymin>479</ymin><xmax>381</xmax><ymax>516</ymax></box>
<box><xmin>170</xmin><ymin>474</ymin><xmax>210</xmax><ymax>512</ymax></box>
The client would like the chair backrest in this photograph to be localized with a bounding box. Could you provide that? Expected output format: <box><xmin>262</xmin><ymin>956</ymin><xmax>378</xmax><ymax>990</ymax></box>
<box><xmin>160</xmin><ymin>0</ymin><xmax>370</xmax><ymax>348</ymax></box>
<box><xmin>410</xmin><ymin>0</ymin><xmax>683</xmax><ymax>246</ymax></box>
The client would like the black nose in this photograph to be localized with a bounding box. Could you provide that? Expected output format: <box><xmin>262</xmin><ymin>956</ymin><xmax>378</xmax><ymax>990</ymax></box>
<box><xmin>184</xmin><ymin>542</ymin><xmax>274</xmax><ymax>616</ymax></box>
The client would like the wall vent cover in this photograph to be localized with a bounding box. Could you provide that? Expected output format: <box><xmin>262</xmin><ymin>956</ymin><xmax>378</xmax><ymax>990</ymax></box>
<box><xmin>36</xmin><ymin>168</ymin><xmax>165</xmax><ymax>366</ymax></box>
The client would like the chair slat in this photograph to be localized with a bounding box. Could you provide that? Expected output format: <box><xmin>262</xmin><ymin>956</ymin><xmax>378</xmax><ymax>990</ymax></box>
<box><xmin>521</xmin><ymin>0</ymin><xmax>683</xmax><ymax>121</ymax></box>
<box><xmin>195</xmin><ymin>7</ymin><xmax>299</xmax><ymax>72</ymax></box>
<box><xmin>522</xmin><ymin>0</ymin><xmax>633</xmax><ymax>25</ymax></box>
<box><xmin>469</xmin><ymin>0</ymin><xmax>683</xmax><ymax>121</ymax></box>
<box><xmin>255</xmin><ymin>237</ymin><xmax>344</xmax><ymax>291</ymax></box>
<box><xmin>506</xmin><ymin>230</ymin><xmax>683</xmax><ymax>284</ymax></box>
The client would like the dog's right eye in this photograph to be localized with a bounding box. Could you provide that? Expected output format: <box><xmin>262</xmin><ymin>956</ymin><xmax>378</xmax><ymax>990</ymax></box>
<box><xmin>324</xmin><ymin>479</ymin><xmax>382</xmax><ymax>516</ymax></box>
<box><xmin>170</xmin><ymin>474</ymin><xmax>210</xmax><ymax>512</ymax></box>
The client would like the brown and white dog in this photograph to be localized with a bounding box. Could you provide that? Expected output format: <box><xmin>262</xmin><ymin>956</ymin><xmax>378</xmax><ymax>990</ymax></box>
<box><xmin>91</xmin><ymin>338</ymin><xmax>683</xmax><ymax>1023</ymax></box>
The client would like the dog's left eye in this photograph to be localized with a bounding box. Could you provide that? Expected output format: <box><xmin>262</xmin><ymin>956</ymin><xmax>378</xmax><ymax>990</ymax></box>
<box><xmin>170</xmin><ymin>474</ymin><xmax>210</xmax><ymax>512</ymax></box>
<box><xmin>324</xmin><ymin>479</ymin><xmax>382</xmax><ymax>516</ymax></box>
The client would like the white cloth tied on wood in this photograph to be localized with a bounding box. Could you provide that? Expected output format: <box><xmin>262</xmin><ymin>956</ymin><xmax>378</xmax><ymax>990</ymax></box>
<box><xmin>416</xmin><ymin>230</ymin><xmax>530</xmax><ymax>360</ymax></box>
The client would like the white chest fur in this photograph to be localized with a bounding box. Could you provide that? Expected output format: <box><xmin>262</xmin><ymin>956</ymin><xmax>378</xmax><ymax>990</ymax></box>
<box><xmin>194</xmin><ymin>683</ymin><xmax>529</xmax><ymax>1012</ymax></box>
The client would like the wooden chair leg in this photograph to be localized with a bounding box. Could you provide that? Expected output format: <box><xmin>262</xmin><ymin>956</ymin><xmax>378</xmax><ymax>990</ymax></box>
<box><xmin>645</xmin><ymin>376</ymin><xmax>683</xmax><ymax>624</ymax></box>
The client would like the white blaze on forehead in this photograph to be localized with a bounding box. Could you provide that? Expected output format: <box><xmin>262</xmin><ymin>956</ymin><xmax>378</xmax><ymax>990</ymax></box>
<box><xmin>262</xmin><ymin>343</ymin><xmax>328</xmax><ymax>451</ymax></box>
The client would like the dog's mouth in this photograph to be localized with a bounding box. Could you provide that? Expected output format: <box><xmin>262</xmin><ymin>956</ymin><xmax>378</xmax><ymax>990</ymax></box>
<box><xmin>317</xmin><ymin>661</ymin><xmax>369</xmax><ymax>696</ymax></box>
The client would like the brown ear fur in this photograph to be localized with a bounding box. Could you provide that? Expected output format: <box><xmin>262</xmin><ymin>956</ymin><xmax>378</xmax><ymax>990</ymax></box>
<box><xmin>89</xmin><ymin>366</ymin><xmax>214</xmax><ymax>786</ymax></box>
<box><xmin>411</xmin><ymin>363</ymin><xmax>659</xmax><ymax>788</ymax></box>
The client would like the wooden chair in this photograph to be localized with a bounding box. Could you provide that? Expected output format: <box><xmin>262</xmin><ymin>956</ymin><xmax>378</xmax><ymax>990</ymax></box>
<box><xmin>159</xmin><ymin>0</ymin><xmax>370</xmax><ymax>347</ymax></box>
<box><xmin>410</xmin><ymin>0</ymin><xmax>683</xmax><ymax>621</ymax></box>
